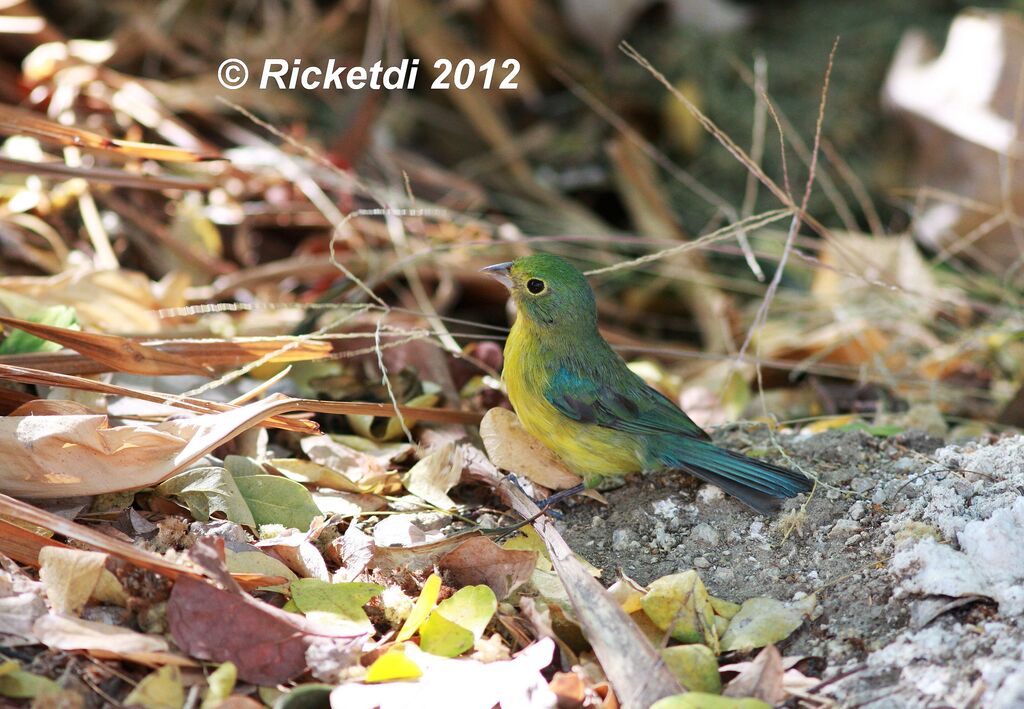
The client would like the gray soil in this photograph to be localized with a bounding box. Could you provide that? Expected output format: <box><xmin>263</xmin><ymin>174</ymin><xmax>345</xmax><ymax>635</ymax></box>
<box><xmin>556</xmin><ymin>426</ymin><xmax>1024</xmax><ymax>708</ymax></box>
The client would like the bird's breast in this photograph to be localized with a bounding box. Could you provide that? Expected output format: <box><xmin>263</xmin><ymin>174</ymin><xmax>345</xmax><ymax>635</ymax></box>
<box><xmin>502</xmin><ymin>321</ymin><xmax>643</xmax><ymax>480</ymax></box>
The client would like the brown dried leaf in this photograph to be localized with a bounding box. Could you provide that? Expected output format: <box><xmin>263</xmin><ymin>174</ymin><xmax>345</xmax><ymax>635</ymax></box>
<box><xmin>168</xmin><ymin>539</ymin><xmax>362</xmax><ymax>684</ymax></box>
<box><xmin>721</xmin><ymin>645</ymin><xmax>785</xmax><ymax>703</ymax></box>
<box><xmin>438</xmin><ymin>536</ymin><xmax>538</xmax><ymax>600</ymax></box>
<box><xmin>0</xmin><ymin>315</ymin><xmax>211</xmax><ymax>376</ymax></box>
<box><xmin>168</xmin><ymin>577</ymin><xmax>313</xmax><ymax>683</ymax></box>
<box><xmin>370</xmin><ymin>530</ymin><xmax>484</xmax><ymax>574</ymax></box>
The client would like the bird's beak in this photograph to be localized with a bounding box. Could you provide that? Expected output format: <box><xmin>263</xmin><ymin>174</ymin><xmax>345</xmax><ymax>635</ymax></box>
<box><xmin>481</xmin><ymin>261</ymin><xmax>514</xmax><ymax>289</ymax></box>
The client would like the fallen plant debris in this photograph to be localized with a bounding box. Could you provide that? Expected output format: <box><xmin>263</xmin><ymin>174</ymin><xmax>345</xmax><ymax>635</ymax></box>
<box><xmin>0</xmin><ymin>1</ymin><xmax>1021</xmax><ymax>708</ymax></box>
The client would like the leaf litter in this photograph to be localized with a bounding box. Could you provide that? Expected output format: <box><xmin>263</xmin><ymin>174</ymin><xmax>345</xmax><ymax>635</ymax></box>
<box><xmin>1</xmin><ymin>3</ymin><xmax>1023</xmax><ymax>708</ymax></box>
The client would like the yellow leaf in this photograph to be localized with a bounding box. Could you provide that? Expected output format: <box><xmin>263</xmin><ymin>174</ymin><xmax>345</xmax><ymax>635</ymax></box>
<box><xmin>200</xmin><ymin>662</ymin><xmax>236</xmax><ymax>709</ymax></box>
<box><xmin>642</xmin><ymin>571</ymin><xmax>719</xmax><ymax>652</ymax></box>
<box><xmin>419</xmin><ymin>585</ymin><xmax>496</xmax><ymax>657</ymax></box>
<box><xmin>396</xmin><ymin>574</ymin><xmax>441</xmax><ymax>642</ymax></box>
<box><xmin>124</xmin><ymin>666</ymin><xmax>184</xmax><ymax>709</ymax></box>
<box><xmin>661</xmin><ymin>645</ymin><xmax>721</xmax><ymax>694</ymax></box>
<box><xmin>365</xmin><ymin>644</ymin><xmax>423</xmax><ymax>683</ymax></box>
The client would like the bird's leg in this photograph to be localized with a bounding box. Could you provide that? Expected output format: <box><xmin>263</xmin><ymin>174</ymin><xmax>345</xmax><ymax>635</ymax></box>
<box><xmin>482</xmin><ymin>482</ymin><xmax>587</xmax><ymax>541</ymax></box>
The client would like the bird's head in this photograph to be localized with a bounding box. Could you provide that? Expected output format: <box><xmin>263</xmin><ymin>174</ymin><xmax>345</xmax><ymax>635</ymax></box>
<box><xmin>482</xmin><ymin>253</ymin><xmax>597</xmax><ymax>331</ymax></box>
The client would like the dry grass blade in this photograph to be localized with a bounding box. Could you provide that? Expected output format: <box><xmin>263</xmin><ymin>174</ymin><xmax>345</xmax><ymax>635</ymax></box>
<box><xmin>292</xmin><ymin>398</ymin><xmax>483</xmax><ymax>425</ymax></box>
<box><xmin>0</xmin><ymin>493</ymin><xmax>198</xmax><ymax>581</ymax></box>
<box><xmin>0</xmin><ymin>518</ymin><xmax>70</xmax><ymax>566</ymax></box>
<box><xmin>0</xmin><ymin>315</ymin><xmax>213</xmax><ymax>376</ymax></box>
<box><xmin>0</xmin><ymin>156</ymin><xmax>215</xmax><ymax>191</ymax></box>
<box><xmin>0</xmin><ymin>362</ymin><xmax>480</xmax><ymax>427</ymax></box>
<box><xmin>0</xmin><ymin>362</ymin><xmax>317</xmax><ymax>433</ymax></box>
<box><xmin>0</xmin><ymin>104</ymin><xmax>221</xmax><ymax>162</ymax></box>
<box><xmin>0</xmin><ymin>338</ymin><xmax>335</xmax><ymax>375</ymax></box>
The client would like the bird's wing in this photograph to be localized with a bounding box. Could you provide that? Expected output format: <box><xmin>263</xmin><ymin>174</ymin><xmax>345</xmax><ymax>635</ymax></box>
<box><xmin>544</xmin><ymin>365</ymin><xmax>711</xmax><ymax>440</ymax></box>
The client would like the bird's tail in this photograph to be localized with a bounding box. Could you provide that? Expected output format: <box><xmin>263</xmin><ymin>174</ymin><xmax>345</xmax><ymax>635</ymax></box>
<box><xmin>658</xmin><ymin>439</ymin><xmax>812</xmax><ymax>514</ymax></box>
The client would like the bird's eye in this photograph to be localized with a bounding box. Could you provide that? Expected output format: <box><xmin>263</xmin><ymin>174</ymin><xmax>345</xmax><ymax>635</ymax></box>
<box><xmin>526</xmin><ymin>278</ymin><xmax>546</xmax><ymax>294</ymax></box>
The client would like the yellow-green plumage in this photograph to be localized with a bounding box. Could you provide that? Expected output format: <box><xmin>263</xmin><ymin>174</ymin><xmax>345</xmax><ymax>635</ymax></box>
<box><xmin>485</xmin><ymin>253</ymin><xmax>811</xmax><ymax>514</ymax></box>
<box><xmin>503</xmin><ymin>310</ymin><xmax>644</xmax><ymax>480</ymax></box>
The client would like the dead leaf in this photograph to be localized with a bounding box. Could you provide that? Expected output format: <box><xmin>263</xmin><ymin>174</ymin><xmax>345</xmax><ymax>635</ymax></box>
<box><xmin>167</xmin><ymin>539</ymin><xmax>362</xmax><ymax>684</ymax></box>
<box><xmin>0</xmin><ymin>553</ymin><xmax>47</xmax><ymax>646</ymax></box>
<box><xmin>38</xmin><ymin>546</ymin><xmax>107</xmax><ymax>615</ymax></box>
<box><xmin>370</xmin><ymin>529</ymin><xmax>483</xmax><ymax>573</ymax></box>
<box><xmin>402</xmin><ymin>443</ymin><xmax>463</xmax><ymax>510</ymax></box>
<box><xmin>301</xmin><ymin>435</ymin><xmax>397</xmax><ymax>494</ymax></box>
<box><xmin>0</xmin><ymin>315</ymin><xmax>211</xmax><ymax>376</ymax></box>
<box><xmin>0</xmin><ymin>396</ymin><xmax>316</xmax><ymax>498</ymax></box>
<box><xmin>33</xmin><ymin>614</ymin><xmax>193</xmax><ymax>666</ymax></box>
<box><xmin>481</xmin><ymin>408</ymin><xmax>582</xmax><ymax>491</ymax></box>
<box><xmin>438</xmin><ymin>536</ymin><xmax>537</xmax><ymax>600</ymax></box>
<box><xmin>721</xmin><ymin>645</ymin><xmax>817</xmax><ymax>703</ymax></box>
<box><xmin>0</xmin><ymin>493</ymin><xmax>275</xmax><ymax>590</ymax></box>
<box><xmin>330</xmin><ymin>523</ymin><xmax>376</xmax><ymax>582</ymax></box>
<box><xmin>884</xmin><ymin>10</ymin><xmax>1024</xmax><ymax>274</ymax></box>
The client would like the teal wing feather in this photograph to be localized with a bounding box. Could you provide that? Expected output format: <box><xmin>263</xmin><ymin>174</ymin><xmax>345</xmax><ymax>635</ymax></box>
<box><xmin>544</xmin><ymin>364</ymin><xmax>711</xmax><ymax>440</ymax></box>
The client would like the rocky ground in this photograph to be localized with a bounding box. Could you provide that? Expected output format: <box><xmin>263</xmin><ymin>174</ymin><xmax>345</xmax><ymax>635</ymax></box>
<box><xmin>557</xmin><ymin>426</ymin><xmax>1024</xmax><ymax>708</ymax></box>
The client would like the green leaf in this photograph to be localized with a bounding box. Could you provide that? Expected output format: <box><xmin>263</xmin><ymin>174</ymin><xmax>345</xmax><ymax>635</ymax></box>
<box><xmin>0</xmin><ymin>669</ymin><xmax>60</xmax><ymax>699</ymax></box>
<box><xmin>200</xmin><ymin>662</ymin><xmax>236</xmax><ymax>709</ymax></box>
<box><xmin>0</xmin><ymin>305</ymin><xmax>78</xmax><ymax>355</ymax></box>
<box><xmin>651</xmin><ymin>693</ymin><xmax>771</xmax><ymax>709</ymax></box>
<box><xmin>419</xmin><ymin>585</ymin><xmax>496</xmax><ymax>657</ymax></box>
<box><xmin>225</xmin><ymin>455</ymin><xmax>266</xmax><ymax>478</ymax></box>
<box><xmin>642</xmin><ymin>571</ymin><xmax>719</xmax><ymax>651</ymax></box>
<box><xmin>365</xmin><ymin>644</ymin><xmax>423</xmax><ymax>683</ymax></box>
<box><xmin>719</xmin><ymin>596</ymin><xmax>813</xmax><ymax>652</ymax></box>
<box><xmin>396</xmin><ymin>573</ymin><xmax>441</xmax><ymax>642</ymax></box>
<box><xmin>235</xmin><ymin>475</ymin><xmax>321</xmax><ymax>530</ymax></box>
<box><xmin>157</xmin><ymin>467</ymin><xmax>255</xmax><ymax>527</ymax></box>
<box><xmin>290</xmin><ymin>579</ymin><xmax>383</xmax><ymax>634</ymax></box>
<box><xmin>124</xmin><ymin>666</ymin><xmax>185</xmax><ymax>709</ymax></box>
<box><xmin>661</xmin><ymin>645</ymin><xmax>722</xmax><ymax>694</ymax></box>
<box><xmin>224</xmin><ymin>549</ymin><xmax>298</xmax><ymax>591</ymax></box>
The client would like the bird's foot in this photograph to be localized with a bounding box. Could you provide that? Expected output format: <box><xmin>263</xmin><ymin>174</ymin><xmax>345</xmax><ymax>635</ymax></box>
<box><xmin>483</xmin><ymin>480</ymin><xmax>587</xmax><ymax>540</ymax></box>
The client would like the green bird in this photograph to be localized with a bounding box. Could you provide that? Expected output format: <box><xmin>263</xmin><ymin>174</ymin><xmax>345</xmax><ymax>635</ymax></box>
<box><xmin>482</xmin><ymin>253</ymin><xmax>811</xmax><ymax>514</ymax></box>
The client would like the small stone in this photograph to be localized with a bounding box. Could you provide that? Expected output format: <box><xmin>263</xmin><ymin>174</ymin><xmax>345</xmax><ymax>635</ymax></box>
<box><xmin>714</xmin><ymin>567</ymin><xmax>735</xmax><ymax>583</ymax></box>
<box><xmin>829</xmin><ymin>519</ymin><xmax>862</xmax><ymax>539</ymax></box>
<box><xmin>612</xmin><ymin>529</ymin><xmax>633</xmax><ymax>551</ymax></box>
<box><xmin>848</xmin><ymin>501</ymin><xmax>867</xmax><ymax>521</ymax></box>
<box><xmin>693</xmin><ymin>556</ymin><xmax>711</xmax><ymax>569</ymax></box>
<box><xmin>850</xmin><ymin>477</ymin><xmax>875</xmax><ymax>494</ymax></box>
<box><xmin>591</xmin><ymin>515</ymin><xmax>605</xmax><ymax>528</ymax></box>
<box><xmin>691</xmin><ymin>522</ymin><xmax>720</xmax><ymax>546</ymax></box>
